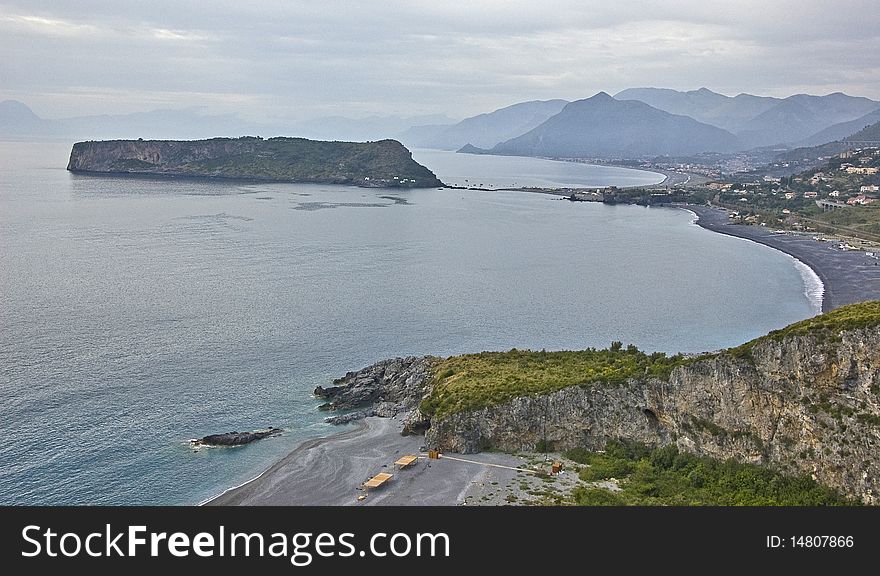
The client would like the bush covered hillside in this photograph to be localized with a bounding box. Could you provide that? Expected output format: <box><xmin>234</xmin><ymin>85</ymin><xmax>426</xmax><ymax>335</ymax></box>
<box><xmin>566</xmin><ymin>440</ymin><xmax>855</xmax><ymax>506</ymax></box>
<box><xmin>420</xmin><ymin>345</ymin><xmax>696</xmax><ymax>419</ymax></box>
<box><xmin>422</xmin><ymin>301</ymin><xmax>880</xmax><ymax>419</ymax></box>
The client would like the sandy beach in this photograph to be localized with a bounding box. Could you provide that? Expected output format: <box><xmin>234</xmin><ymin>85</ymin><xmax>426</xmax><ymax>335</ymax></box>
<box><xmin>205</xmin><ymin>417</ymin><xmax>575</xmax><ymax>506</ymax></box>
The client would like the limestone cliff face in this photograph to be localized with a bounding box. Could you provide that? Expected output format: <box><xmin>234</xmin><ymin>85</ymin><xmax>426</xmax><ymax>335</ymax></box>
<box><xmin>423</xmin><ymin>327</ymin><xmax>880</xmax><ymax>504</ymax></box>
<box><xmin>66</xmin><ymin>137</ymin><xmax>442</xmax><ymax>187</ymax></box>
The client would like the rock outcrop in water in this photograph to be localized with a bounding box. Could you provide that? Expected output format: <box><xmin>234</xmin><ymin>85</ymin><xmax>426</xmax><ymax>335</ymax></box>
<box><xmin>323</xmin><ymin>304</ymin><xmax>880</xmax><ymax>503</ymax></box>
<box><xmin>66</xmin><ymin>137</ymin><xmax>443</xmax><ymax>188</ymax></box>
<box><xmin>192</xmin><ymin>427</ymin><xmax>283</xmax><ymax>447</ymax></box>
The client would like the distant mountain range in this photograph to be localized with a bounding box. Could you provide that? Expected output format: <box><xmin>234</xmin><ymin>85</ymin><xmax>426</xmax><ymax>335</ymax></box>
<box><xmin>289</xmin><ymin>113</ymin><xmax>456</xmax><ymax>143</ymax></box>
<box><xmin>5</xmin><ymin>86</ymin><xmax>880</xmax><ymax>161</ymax></box>
<box><xmin>0</xmin><ymin>100</ymin><xmax>456</xmax><ymax>143</ymax></box>
<box><xmin>483</xmin><ymin>92</ymin><xmax>742</xmax><ymax>157</ymax></box>
<box><xmin>397</xmin><ymin>99</ymin><xmax>568</xmax><ymax>150</ymax></box>
<box><xmin>0</xmin><ymin>100</ymin><xmax>263</xmax><ymax>140</ymax></box>
<box><xmin>614</xmin><ymin>87</ymin><xmax>880</xmax><ymax>148</ymax></box>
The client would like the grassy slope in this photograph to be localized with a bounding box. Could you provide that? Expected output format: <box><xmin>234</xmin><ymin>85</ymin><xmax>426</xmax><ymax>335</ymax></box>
<box><xmin>422</xmin><ymin>301</ymin><xmax>880</xmax><ymax>418</ymax></box>
<box><xmin>420</xmin><ymin>346</ymin><xmax>695</xmax><ymax>419</ymax></box>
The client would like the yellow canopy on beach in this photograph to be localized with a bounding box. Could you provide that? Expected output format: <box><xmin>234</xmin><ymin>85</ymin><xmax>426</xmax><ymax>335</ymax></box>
<box><xmin>394</xmin><ymin>455</ymin><xmax>418</xmax><ymax>468</ymax></box>
<box><xmin>363</xmin><ymin>472</ymin><xmax>393</xmax><ymax>489</ymax></box>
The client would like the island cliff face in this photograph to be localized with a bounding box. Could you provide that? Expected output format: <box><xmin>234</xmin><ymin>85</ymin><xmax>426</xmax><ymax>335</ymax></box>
<box><xmin>320</xmin><ymin>317</ymin><xmax>880</xmax><ymax>504</ymax></box>
<box><xmin>66</xmin><ymin>137</ymin><xmax>442</xmax><ymax>188</ymax></box>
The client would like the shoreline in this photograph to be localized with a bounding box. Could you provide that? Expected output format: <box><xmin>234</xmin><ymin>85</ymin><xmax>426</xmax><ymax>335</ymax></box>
<box><xmin>685</xmin><ymin>204</ymin><xmax>880</xmax><ymax>313</ymax></box>
<box><xmin>679</xmin><ymin>206</ymin><xmax>824</xmax><ymax>314</ymax></box>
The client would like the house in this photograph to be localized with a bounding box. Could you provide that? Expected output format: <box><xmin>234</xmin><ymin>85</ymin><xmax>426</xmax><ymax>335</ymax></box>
<box><xmin>829</xmin><ymin>190</ymin><xmax>841</xmax><ymax>197</ymax></box>
<box><xmin>803</xmin><ymin>191</ymin><xmax>818</xmax><ymax>198</ymax></box>
<box><xmin>784</xmin><ymin>192</ymin><xmax>797</xmax><ymax>200</ymax></box>
<box><xmin>847</xmin><ymin>195</ymin><xmax>877</xmax><ymax>206</ymax></box>
<box><xmin>846</xmin><ymin>167</ymin><xmax>879</xmax><ymax>175</ymax></box>
<box><xmin>861</xmin><ymin>185</ymin><xmax>879</xmax><ymax>193</ymax></box>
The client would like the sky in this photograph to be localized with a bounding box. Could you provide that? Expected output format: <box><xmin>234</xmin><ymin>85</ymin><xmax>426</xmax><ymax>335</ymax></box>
<box><xmin>2</xmin><ymin>1</ymin><xmax>879</xmax><ymax>122</ymax></box>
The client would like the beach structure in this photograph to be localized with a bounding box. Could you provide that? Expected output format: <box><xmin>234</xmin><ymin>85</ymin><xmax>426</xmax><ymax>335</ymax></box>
<box><xmin>395</xmin><ymin>455</ymin><xmax>419</xmax><ymax>469</ymax></box>
<box><xmin>363</xmin><ymin>472</ymin><xmax>393</xmax><ymax>489</ymax></box>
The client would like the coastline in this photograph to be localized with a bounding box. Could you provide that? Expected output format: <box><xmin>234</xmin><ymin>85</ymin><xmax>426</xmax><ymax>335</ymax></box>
<box><xmin>685</xmin><ymin>204</ymin><xmax>880</xmax><ymax>313</ymax></box>
<box><xmin>205</xmin><ymin>201</ymin><xmax>880</xmax><ymax>507</ymax></box>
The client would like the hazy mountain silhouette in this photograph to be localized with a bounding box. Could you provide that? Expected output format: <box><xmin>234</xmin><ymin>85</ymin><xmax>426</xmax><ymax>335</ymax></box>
<box><xmin>486</xmin><ymin>92</ymin><xmax>742</xmax><ymax>158</ymax></box>
<box><xmin>401</xmin><ymin>99</ymin><xmax>568</xmax><ymax>150</ymax></box>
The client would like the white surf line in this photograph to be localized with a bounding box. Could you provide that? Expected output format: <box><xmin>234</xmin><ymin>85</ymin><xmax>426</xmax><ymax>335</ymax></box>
<box><xmin>681</xmin><ymin>206</ymin><xmax>825</xmax><ymax>315</ymax></box>
<box><xmin>435</xmin><ymin>454</ymin><xmax>542</xmax><ymax>474</ymax></box>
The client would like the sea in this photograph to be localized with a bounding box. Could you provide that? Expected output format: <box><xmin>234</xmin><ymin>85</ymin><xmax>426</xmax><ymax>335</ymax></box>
<box><xmin>0</xmin><ymin>141</ymin><xmax>821</xmax><ymax>505</ymax></box>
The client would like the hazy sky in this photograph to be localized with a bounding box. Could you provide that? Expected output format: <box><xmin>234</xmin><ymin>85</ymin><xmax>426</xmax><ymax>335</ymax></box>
<box><xmin>2</xmin><ymin>1</ymin><xmax>879</xmax><ymax>121</ymax></box>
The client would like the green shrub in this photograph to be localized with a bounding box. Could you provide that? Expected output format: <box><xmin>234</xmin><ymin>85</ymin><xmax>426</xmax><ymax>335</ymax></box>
<box><xmin>573</xmin><ymin>488</ymin><xmax>626</xmax><ymax>506</ymax></box>
<box><xmin>567</xmin><ymin>441</ymin><xmax>854</xmax><ymax>506</ymax></box>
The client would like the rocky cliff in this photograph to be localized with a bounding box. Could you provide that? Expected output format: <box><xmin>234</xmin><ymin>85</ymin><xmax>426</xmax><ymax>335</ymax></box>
<box><xmin>322</xmin><ymin>303</ymin><xmax>880</xmax><ymax>504</ymax></box>
<box><xmin>314</xmin><ymin>356</ymin><xmax>435</xmax><ymax>431</ymax></box>
<box><xmin>66</xmin><ymin>136</ymin><xmax>442</xmax><ymax>188</ymax></box>
<box><xmin>428</xmin><ymin>327</ymin><xmax>880</xmax><ymax>504</ymax></box>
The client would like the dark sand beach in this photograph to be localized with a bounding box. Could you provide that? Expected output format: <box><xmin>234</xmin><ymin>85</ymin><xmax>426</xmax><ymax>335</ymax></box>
<box><xmin>205</xmin><ymin>418</ymin><xmax>552</xmax><ymax>506</ymax></box>
<box><xmin>687</xmin><ymin>205</ymin><xmax>880</xmax><ymax>312</ymax></box>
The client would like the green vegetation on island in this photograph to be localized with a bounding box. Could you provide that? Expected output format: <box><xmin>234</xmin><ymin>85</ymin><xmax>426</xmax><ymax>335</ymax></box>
<box><xmin>565</xmin><ymin>440</ymin><xmax>855</xmax><ymax>506</ymax></box>
<box><xmin>67</xmin><ymin>136</ymin><xmax>443</xmax><ymax>188</ymax></box>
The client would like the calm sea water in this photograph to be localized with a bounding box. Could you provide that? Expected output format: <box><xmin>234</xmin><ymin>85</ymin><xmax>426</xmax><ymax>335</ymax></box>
<box><xmin>0</xmin><ymin>142</ymin><xmax>818</xmax><ymax>505</ymax></box>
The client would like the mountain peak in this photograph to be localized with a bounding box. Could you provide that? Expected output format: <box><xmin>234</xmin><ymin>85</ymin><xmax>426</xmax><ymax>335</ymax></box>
<box><xmin>0</xmin><ymin>100</ymin><xmax>40</xmax><ymax>118</ymax></box>
<box><xmin>490</xmin><ymin>93</ymin><xmax>742</xmax><ymax>158</ymax></box>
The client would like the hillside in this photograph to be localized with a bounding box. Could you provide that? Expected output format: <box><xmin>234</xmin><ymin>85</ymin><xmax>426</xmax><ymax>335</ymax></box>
<box><xmin>614</xmin><ymin>87</ymin><xmax>778</xmax><ymax>132</ymax></box>
<box><xmin>318</xmin><ymin>302</ymin><xmax>880</xmax><ymax>504</ymax></box>
<box><xmin>405</xmin><ymin>99</ymin><xmax>568</xmax><ymax>150</ymax></box>
<box><xmin>487</xmin><ymin>92</ymin><xmax>742</xmax><ymax>158</ymax></box>
<box><xmin>66</xmin><ymin>137</ymin><xmax>443</xmax><ymax>187</ymax></box>
<box><xmin>846</xmin><ymin>119</ymin><xmax>880</xmax><ymax>142</ymax></box>
<box><xmin>737</xmin><ymin>93</ymin><xmax>880</xmax><ymax>148</ymax></box>
<box><xmin>798</xmin><ymin>109</ymin><xmax>880</xmax><ymax>147</ymax></box>
<box><xmin>615</xmin><ymin>88</ymin><xmax>880</xmax><ymax>148</ymax></box>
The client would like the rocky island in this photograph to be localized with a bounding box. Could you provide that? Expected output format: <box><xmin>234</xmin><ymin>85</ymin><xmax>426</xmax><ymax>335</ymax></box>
<box><xmin>66</xmin><ymin>136</ymin><xmax>443</xmax><ymax>188</ymax></box>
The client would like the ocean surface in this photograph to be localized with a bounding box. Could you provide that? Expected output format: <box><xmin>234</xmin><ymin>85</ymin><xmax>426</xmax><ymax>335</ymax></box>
<box><xmin>0</xmin><ymin>142</ymin><xmax>819</xmax><ymax>505</ymax></box>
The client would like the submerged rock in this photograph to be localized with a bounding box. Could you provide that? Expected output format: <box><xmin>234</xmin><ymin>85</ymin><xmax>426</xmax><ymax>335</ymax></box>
<box><xmin>192</xmin><ymin>427</ymin><xmax>282</xmax><ymax>447</ymax></box>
